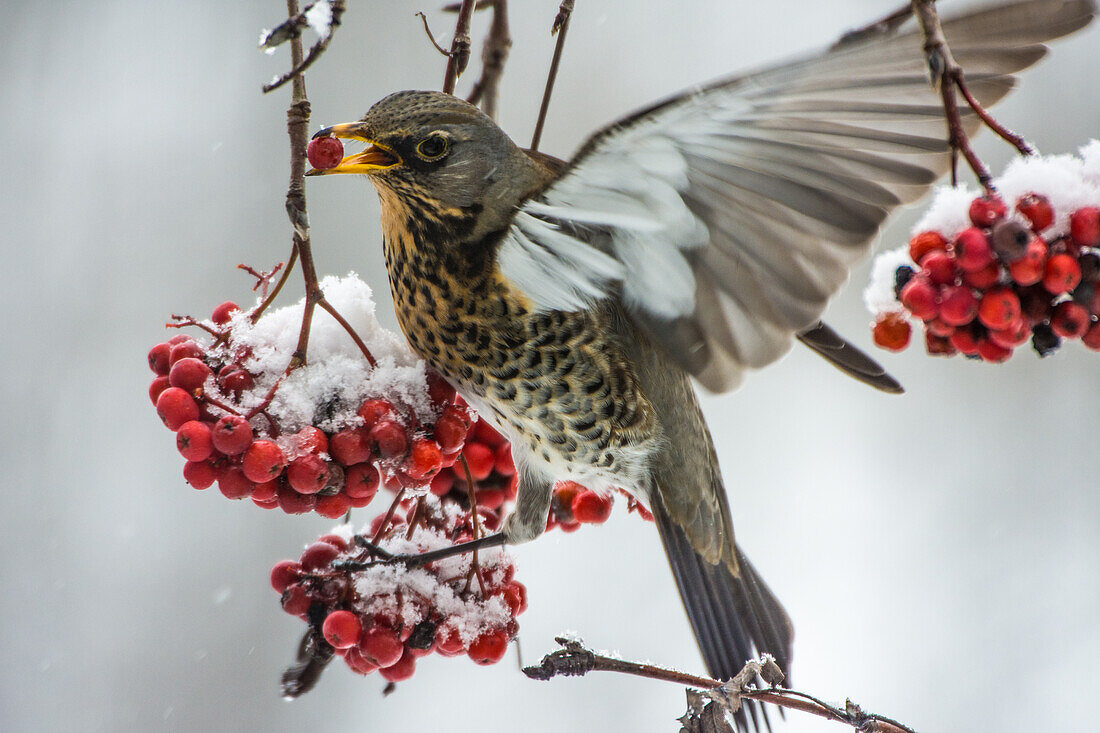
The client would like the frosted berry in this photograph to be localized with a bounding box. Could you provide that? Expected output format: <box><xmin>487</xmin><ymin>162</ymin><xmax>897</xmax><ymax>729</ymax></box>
<box><xmin>468</xmin><ymin>630</ymin><xmax>509</xmax><ymax>665</ymax></box>
<box><xmin>1043</xmin><ymin>253</ymin><xmax>1082</xmax><ymax>294</ymax></box>
<box><xmin>908</xmin><ymin>231</ymin><xmax>947</xmax><ymax>263</ymax></box>
<box><xmin>954</xmin><ymin>228</ymin><xmax>994</xmax><ymax>272</ymax></box>
<box><xmin>307</xmin><ymin>136</ymin><xmax>344</xmax><ymax>170</ymax></box>
<box><xmin>1017</xmin><ymin>193</ymin><xmax>1054</xmax><ymax>232</ymax></box>
<box><xmin>1070</xmin><ymin>207</ymin><xmax>1100</xmax><ymax>246</ymax></box>
<box><xmin>403</xmin><ymin>437</ymin><xmax>443</xmax><ymax>480</ymax></box>
<box><xmin>156</xmin><ymin>387</ymin><xmax>200</xmax><ymax>430</ymax></box>
<box><xmin>149</xmin><ymin>376</ymin><xmax>171</xmax><ymax>405</ymax></box>
<box><xmin>148</xmin><ymin>343</ymin><xmax>172</xmax><ymax>375</ymax></box>
<box><xmin>221</xmin><ymin>369</ymin><xmax>253</xmax><ymax>393</ymax></box>
<box><xmin>294</xmin><ymin>426</ymin><xmax>329</xmax><ymax>455</ymax></box>
<box><xmin>330</xmin><ymin>426</ymin><xmax>372</xmax><ymax>466</ymax></box>
<box><xmin>978</xmin><ymin>288</ymin><xmax>1021</xmax><ymax>330</ymax></box>
<box><xmin>281</xmin><ymin>585</ymin><xmax>312</xmax><ymax>617</ymax></box>
<box><xmin>176</xmin><ymin>421</ymin><xmax>214</xmax><ymax>462</ymax></box>
<box><xmin>217</xmin><ymin>466</ymin><xmax>255</xmax><ymax>500</ymax></box>
<box><xmin>317</xmin><ymin>533</ymin><xmax>349</xmax><ymax>552</ymax></box>
<box><xmin>242</xmin><ymin>440</ymin><xmax>287</xmax><ymax>483</ymax></box>
<box><xmin>500</xmin><ymin>581</ymin><xmax>528</xmax><ymax>616</ymax></box>
<box><xmin>899</xmin><ymin>277</ymin><xmax>938</xmax><ymax>320</ymax></box>
<box><xmin>968</xmin><ymin>194</ymin><xmax>1007</xmax><ymax>227</ymax></box>
<box><xmin>433</xmin><ymin>411</ymin><xmax>468</xmax><ymax>453</ymax></box>
<box><xmin>211</xmin><ymin>415</ymin><xmax>253</xmax><ymax>455</ymax></box>
<box><xmin>357</xmin><ymin>399</ymin><xmax>395</xmax><ymax>430</ymax></box>
<box><xmin>920</xmin><ymin>250</ymin><xmax>957</xmax><ymax>285</ymax></box>
<box><xmin>270</xmin><ymin>560</ymin><xmax>301</xmax><ymax>593</ymax></box>
<box><xmin>315</xmin><ymin>493</ymin><xmax>352</xmax><ymax>519</ymax></box>
<box><xmin>276</xmin><ymin>483</ymin><xmax>316</xmax><ymax>514</ymax></box>
<box><xmin>360</xmin><ymin>626</ymin><xmax>405</xmax><ymax>668</ymax></box>
<box><xmin>168</xmin><ymin>340</ymin><xmax>204</xmax><ymax>366</ymax></box>
<box><xmin>345</xmin><ymin>463</ymin><xmax>380</xmax><ymax>501</ymax></box>
<box><xmin>300</xmin><ymin>541</ymin><xmax>340</xmax><ymax>572</ymax></box>
<box><xmin>572</xmin><ymin>490</ymin><xmax>613</xmax><ymax>524</ymax></box>
<box><xmin>1050</xmin><ymin>301</ymin><xmax>1091</xmax><ymax>339</ymax></box>
<box><xmin>322</xmin><ymin>610</ymin><xmax>363</xmax><ymax>649</ymax></box>
<box><xmin>168</xmin><ymin>357</ymin><xmax>212</xmax><ymax>394</ymax></box>
<box><xmin>182</xmin><ymin>460</ymin><xmax>217</xmax><ymax>490</ymax></box>
<box><xmin>939</xmin><ymin>286</ymin><xmax>979</xmax><ymax>326</ymax></box>
<box><xmin>370</xmin><ymin>420</ymin><xmax>408</xmax><ymax>458</ymax></box>
<box><xmin>210</xmin><ymin>301</ymin><xmax>240</xmax><ymax>325</ymax></box>
<box><xmin>287</xmin><ymin>454</ymin><xmax>330</xmax><ymax>495</ymax></box>
<box><xmin>871</xmin><ymin>312</ymin><xmax>911</xmax><ymax>351</ymax></box>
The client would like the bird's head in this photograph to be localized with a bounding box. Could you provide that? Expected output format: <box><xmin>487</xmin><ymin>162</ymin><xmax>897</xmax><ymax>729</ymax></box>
<box><xmin>308</xmin><ymin>90</ymin><xmax>545</xmax><ymax>236</ymax></box>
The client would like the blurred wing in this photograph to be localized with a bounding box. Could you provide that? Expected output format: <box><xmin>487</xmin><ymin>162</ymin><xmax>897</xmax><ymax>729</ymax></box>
<box><xmin>498</xmin><ymin>0</ymin><xmax>1095</xmax><ymax>392</ymax></box>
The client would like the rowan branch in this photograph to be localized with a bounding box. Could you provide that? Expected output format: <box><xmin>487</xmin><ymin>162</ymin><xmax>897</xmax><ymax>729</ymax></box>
<box><xmin>262</xmin><ymin>0</ymin><xmax>346</xmax><ymax>93</ymax></box>
<box><xmin>442</xmin><ymin>0</ymin><xmax>477</xmax><ymax>94</ymax></box>
<box><xmin>530</xmin><ymin>0</ymin><xmax>575</xmax><ymax>151</ymax></box>
<box><xmin>464</xmin><ymin>1</ymin><xmax>511</xmax><ymax>120</ymax></box>
<box><xmin>525</xmin><ymin>637</ymin><xmax>917</xmax><ymax>733</ymax></box>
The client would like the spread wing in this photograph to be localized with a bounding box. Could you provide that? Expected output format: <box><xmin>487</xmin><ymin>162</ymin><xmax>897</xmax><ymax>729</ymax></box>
<box><xmin>498</xmin><ymin>0</ymin><xmax>1096</xmax><ymax>392</ymax></box>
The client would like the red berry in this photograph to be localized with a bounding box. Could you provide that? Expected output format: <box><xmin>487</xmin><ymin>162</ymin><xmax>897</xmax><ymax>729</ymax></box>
<box><xmin>924</xmin><ymin>317</ymin><xmax>955</xmax><ymax>338</ymax></box>
<box><xmin>242</xmin><ymin>440</ymin><xmax>287</xmax><ymax>483</ymax></box>
<box><xmin>211</xmin><ymin>415</ymin><xmax>253</xmax><ymax>455</ymax></box>
<box><xmin>1070</xmin><ymin>207</ymin><xmax>1100</xmax><ymax>246</ymax></box>
<box><xmin>169</xmin><ymin>357</ymin><xmax>212</xmax><ymax>394</ymax></box>
<box><xmin>949</xmin><ymin>328</ymin><xmax>981</xmax><ymax>356</ymax></box>
<box><xmin>938</xmin><ymin>286</ymin><xmax>979</xmax><ymax>326</ymax></box>
<box><xmin>330</xmin><ymin>426</ymin><xmax>372</xmax><ymax>466</ymax></box>
<box><xmin>473</xmin><ymin>420</ymin><xmax>507</xmax><ymax>448</ymax></box>
<box><xmin>475</xmin><ymin>487</ymin><xmax>507</xmax><ymax>510</ymax></box>
<box><xmin>182</xmin><ymin>460</ymin><xmax>217</xmax><ymax>490</ymax></box>
<box><xmin>1007</xmin><ymin>237</ymin><xmax>1048</xmax><ymax>286</ymax></box>
<box><xmin>1017</xmin><ymin>193</ymin><xmax>1054</xmax><ymax>232</ymax></box>
<box><xmin>357</xmin><ymin>399</ymin><xmax>395</xmax><ymax>430</ymax></box>
<box><xmin>1043</xmin><ymin>253</ymin><xmax>1082</xmax><ymax>294</ymax></box>
<box><xmin>217</xmin><ymin>466</ymin><xmax>255</xmax><ymax>500</ymax></box>
<box><xmin>252</xmin><ymin>480</ymin><xmax>278</xmax><ymax>502</ymax></box>
<box><xmin>572</xmin><ymin>490</ymin><xmax>613</xmax><ymax>524</ymax></box>
<box><xmin>176</xmin><ymin>421</ymin><xmax>214</xmax><ymax>462</ymax></box>
<box><xmin>468</xmin><ymin>630</ymin><xmax>509</xmax><ymax>665</ymax></box>
<box><xmin>962</xmin><ymin>261</ymin><xmax>1000</xmax><ymax>290</ymax></box>
<box><xmin>434</xmin><ymin>627</ymin><xmax>465</xmax><ymax>657</ymax></box>
<box><xmin>287</xmin><ymin>454</ymin><xmax>330</xmax><ymax>494</ymax></box>
<box><xmin>317</xmin><ymin>533</ymin><xmax>349</xmax><ymax>551</ymax></box>
<box><xmin>494</xmin><ymin>444</ymin><xmax>516</xmax><ymax>477</ymax></box>
<box><xmin>294</xmin><ymin>426</ymin><xmax>329</xmax><ymax>455</ymax></box>
<box><xmin>149</xmin><ymin>375</ymin><xmax>171</xmax><ymax>405</ymax></box>
<box><xmin>1019</xmin><ymin>286</ymin><xmax>1054</xmax><ymax>325</ymax></box>
<box><xmin>322</xmin><ymin>610</ymin><xmax>363</xmax><ymax>649</ymax></box>
<box><xmin>343</xmin><ymin>647</ymin><xmax>379</xmax><ymax>675</ymax></box>
<box><xmin>461</xmin><ymin>442</ymin><xmax>495</xmax><ymax>481</ymax></box>
<box><xmin>899</xmin><ymin>277</ymin><xmax>938</xmax><ymax>320</ymax></box>
<box><xmin>920</xmin><ymin>250</ymin><xmax>957</xmax><ymax>285</ymax></box>
<box><xmin>500</xmin><ymin>581</ymin><xmax>528</xmax><ymax>616</ymax></box>
<box><xmin>908</xmin><ymin>231</ymin><xmax>947</xmax><ymax>264</ymax></box>
<box><xmin>871</xmin><ymin>312</ymin><xmax>911</xmax><ymax>351</ymax></box>
<box><xmin>977</xmin><ymin>338</ymin><xmax>1013</xmax><ymax>363</ymax></box>
<box><xmin>978</xmin><ymin>288</ymin><xmax>1022</xmax><ymax>330</ymax></box>
<box><xmin>276</xmin><ymin>483</ymin><xmax>316</xmax><ymax>514</ymax></box>
<box><xmin>221</xmin><ymin>370</ymin><xmax>254</xmax><ymax>393</ymax></box>
<box><xmin>270</xmin><ymin>560</ymin><xmax>301</xmax><ymax>593</ymax></box>
<box><xmin>360</xmin><ymin>626</ymin><xmax>405</xmax><ymax>668</ymax></box>
<box><xmin>1050</xmin><ymin>301</ymin><xmax>1091</xmax><ymax>339</ymax></box>
<box><xmin>968</xmin><ymin>194</ymin><xmax>1007</xmax><ymax>227</ymax></box>
<box><xmin>426</xmin><ymin>369</ymin><xmax>456</xmax><ymax>407</ymax></box>
<box><xmin>315</xmin><ymin>493</ymin><xmax>352</xmax><ymax>519</ymax></box>
<box><xmin>168</xmin><ymin>340</ymin><xmax>204</xmax><ymax>366</ymax></box>
<box><xmin>988</xmin><ymin>318</ymin><xmax>1030</xmax><ymax>349</ymax></box>
<box><xmin>281</xmin><ymin>585</ymin><xmax>311</xmax><ymax>616</ymax></box>
<box><xmin>156</xmin><ymin>387</ymin><xmax>200</xmax><ymax>430</ymax></box>
<box><xmin>924</xmin><ymin>332</ymin><xmax>957</xmax><ymax>356</ymax></box>
<box><xmin>307</xmin><ymin>135</ymin><xmax>344</xmax><ymax>170</ymax></box>
<box><xmin>954</xmin><ymin>228</ymin><xmax>994</xmax><ymax>272</ymax></box>
<box><xmin>300</xmin><ymin>541</ymin><xmax>340</xmax><ymax>571</ymax></box>
<box><xmin>345</xmin><ymin>463</ymin><xmax>380</xmax><ymax>501</ymax></box>
<box><xmin>211</xmin><ymin>301</ymin><xmax>240</xmax><ymax>325</ymax></box>
<box><xmin>378</xmin><ymin>647</ymin><xmax>417</xmax><ymax>681</ymax></box>
<box><xmin>403</xmin><ymin>437</ymin><xmax>443</xmax><ymax>480</ymax></box>
<box><xmin>147</xmin><ymin>343</ymin><xmax>172</xmax><ymax>375</ymax></box>
<box><xmin>433</xmin><ymin>413</ymin><xmax>468</xmax><ymax>453</ymax></box>
<box><xmin>370</xmin><ymin>420</ymin><xmax>408</xmax><ymax>458</ymax></box>
<box><xmin>429</xmin><ymin>470</ymin><xmax>454</xmax><ymax>497</ymax></box>
<box><xmin>1082</xmin><ymin>322</ymin><xmax>1100</xmax><ymax>350</ymax></box>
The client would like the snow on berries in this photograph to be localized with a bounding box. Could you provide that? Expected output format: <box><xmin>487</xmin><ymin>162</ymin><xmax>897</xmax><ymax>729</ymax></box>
<box><xmin>865</xmin><ymin>142</ymin><xmax>1100</xmax><ymax>361</ymax></box>
<box><xmin>145</xmin><ymin>274</ymin><xmax>472</xmax><ymax>515</ymax></box>
<box><xmin>273</xmin><ymin>498</ymin><xmax>525</xmax><ymax>681</ymax></box>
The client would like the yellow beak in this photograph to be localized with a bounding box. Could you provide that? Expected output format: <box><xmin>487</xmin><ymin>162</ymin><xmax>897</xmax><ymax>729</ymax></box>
<box><xmin>305</xmin><ymin>123</ymin><xmax>401</xmax><ymax>176</ymax></box>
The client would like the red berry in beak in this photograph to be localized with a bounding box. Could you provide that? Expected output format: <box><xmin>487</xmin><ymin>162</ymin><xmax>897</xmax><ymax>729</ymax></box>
<box><xmin>306</xmin><ymin>135</ymin><xmax>344</xmax><ymax>170</ymax></box>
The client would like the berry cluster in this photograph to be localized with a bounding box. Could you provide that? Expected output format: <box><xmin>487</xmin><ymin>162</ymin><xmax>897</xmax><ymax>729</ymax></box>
<box><xmin>272</xmin><ymin>499</ymin><xmax>525</xmax><ymax>682</ymax></box>
<box><xmin>866</xmin><ymin>145</ymin><xmax>1100</xmax><ymax>362</ymax></box>
<box><xmin>146</xmin><ymin>276</ymin><xmax>475</xmax><ymax>517</ymax></box>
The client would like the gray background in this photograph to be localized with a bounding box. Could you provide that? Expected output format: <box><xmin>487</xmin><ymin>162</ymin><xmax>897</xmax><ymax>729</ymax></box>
<box><xmin>2</xmin><ymin>1</ymin><xmax>1098</xmax><ymax>731</ymax></box>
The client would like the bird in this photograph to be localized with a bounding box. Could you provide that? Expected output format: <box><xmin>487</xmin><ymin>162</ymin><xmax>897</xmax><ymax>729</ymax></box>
<box><xmin>307</xmin><ymin>1</ymin><xmax>1094</xmax><ymax>726</ymax></box>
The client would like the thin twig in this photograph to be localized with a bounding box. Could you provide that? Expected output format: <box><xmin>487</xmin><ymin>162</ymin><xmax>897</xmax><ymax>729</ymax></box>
<box><xmin>442</xmin><ymin>0</ymin><xmax>477</xmax><ymax>94</ymax></box>
<box><xmin>459</xmin><ymin>454</ymin><xmax>487</xmax><ymax>595</ymax></box>
<box><xmin>251</xmin><ymin>246</ymin><xmax>298</xmax><ymax>322</ymax></box>
<box><xmin>524</xmin><ymin>637</ymin><xmax>917</xmax><ymax>733</ymax></box>
<box><xmin>465</xmin><ymin>0</ymin><xmax>511</xmax><ymax>119</ymax></box>
<box><xmin>530</xmin><ymin>0</ymin><xmax>574</xmax><ymax>151</ymax></box>
<box><xmin>416</xmin><ymin>12</ymin><xmax>450</xmax><ymax>56</ymax></box>
<box><xmin>263</xmin><ymin>0</ymin><xmax>346</xmax><ymax>93</ymax></box>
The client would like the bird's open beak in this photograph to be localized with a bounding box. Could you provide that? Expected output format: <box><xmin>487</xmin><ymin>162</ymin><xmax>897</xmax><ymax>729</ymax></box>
<box><xmin>305</xmin><ymin>123</ymin><xmax>401</xmax><ymax>176</ymax></box>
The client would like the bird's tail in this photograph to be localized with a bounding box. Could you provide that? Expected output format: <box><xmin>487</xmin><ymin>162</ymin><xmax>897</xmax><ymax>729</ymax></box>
<box><xmin>651</xmin><ymin>494</ymin><xmax>793</xmax><ymax>729</ymax></box>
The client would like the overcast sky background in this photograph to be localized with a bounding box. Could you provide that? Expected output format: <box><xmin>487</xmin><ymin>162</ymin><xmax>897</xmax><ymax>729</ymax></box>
<box><xmin>2</xmin><ymin>1</ymin><xmax>1098</xmax><ymax>732</ymax></box>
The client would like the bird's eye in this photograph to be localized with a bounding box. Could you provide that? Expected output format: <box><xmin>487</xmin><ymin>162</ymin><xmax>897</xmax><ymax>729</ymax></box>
<box><xmin>416</xmin><ymin>134</ymin><xmax>449</xmax><ymax>161</ymax></box>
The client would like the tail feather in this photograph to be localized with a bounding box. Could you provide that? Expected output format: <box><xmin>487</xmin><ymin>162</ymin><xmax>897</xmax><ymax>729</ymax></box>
<box><xmin>652</xmin><ymin>497</ymin><xmax>793</xmax><ymax>733</ymax></box>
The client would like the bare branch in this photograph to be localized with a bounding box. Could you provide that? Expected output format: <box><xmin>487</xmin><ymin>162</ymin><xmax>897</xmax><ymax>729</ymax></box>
<box><xmin>416</xmin><ymin>11</ymin><xmax>451</xmax><ymax>57</ymax></box>
<box><xmin>263</xmin><ymin>0</ymin><xmax>346</xmax><ymax>93</ymax></box>
<box><xmin>530</xmin><ymin>0</ymin><xmax>575</xmax><ymax>151</ymax></box>
<box><xmin>442</xmin><ymin>0</ymin><xmax>477</xmax><ymax>94</ymax></box>
<box><xmin>466</xmin><ymin>0</ymin><xmax>511</xmax><ymax>119</ymax></box>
